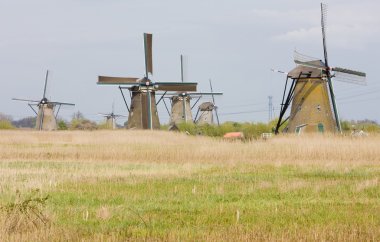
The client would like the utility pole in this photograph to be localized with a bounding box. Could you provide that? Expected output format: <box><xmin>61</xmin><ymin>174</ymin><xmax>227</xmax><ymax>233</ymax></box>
<box><xmin>268</xmin><ymin>96</ymin><xmax>273</xmax><ymax>122</ymax></box>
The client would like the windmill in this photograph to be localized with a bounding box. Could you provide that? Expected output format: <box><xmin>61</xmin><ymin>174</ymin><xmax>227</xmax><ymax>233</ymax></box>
<box><xmin>166</xmin><ymin>55</ymin><xmax>223</xmax><ymax>127</ymax></box>
<box><xmin>97</xmin><ymin>33</ymin><xmax>197</xmax><ymax>130</ymax></box>
<box><xmin>274</xmin><ymin>3</ymin><xmax>366</xmax><ymax>134</ymax></box>
<box><xmin>12</xmin><ymin>70</ymin><xmax>75</xmax><ymax>131</ymax></box>
<box><xmin>168</xmin><ymin>55</ymin><xmax>194</xmax><ymax>125</ymax></box>
<box><xmin>194</xmin><ymin>79</ymin><xmax>222</xmax><ymax>125</ymax></box>
<box><xmin>98</xmin><ymin>103</ymin><xmax>127</xmax><ymax>129</ymax></box>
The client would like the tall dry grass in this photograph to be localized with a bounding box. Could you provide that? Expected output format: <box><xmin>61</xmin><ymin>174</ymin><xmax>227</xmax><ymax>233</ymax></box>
<box><xmin>0</xmin><ymin>130</ymin><xmax>379</xmax><ymax>165</ymax></box>
<box><xmin>0</xmin><ymin>130</ymin><xmax>379</xmax><ymax>241</ymax></box>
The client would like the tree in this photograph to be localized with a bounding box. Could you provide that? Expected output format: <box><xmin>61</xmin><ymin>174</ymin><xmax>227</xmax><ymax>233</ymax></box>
<box><xmin>12</xmin><ymin>117</ymin><xmax>36</xmax><ymax>128</ymax></box>
<box><xmin>70</xmin><ymin>111</ymin><xmax>97</xmax><ymax>130</ymax></box>
<box><xmin>0</xmin><ymin>112</ymin><xmax>12</xmax><ymax>121</ymax></box>
<box><xmin>72</xmin><ymin>111</ymin><xmax>84</xmax><ymax>120</ymax></box>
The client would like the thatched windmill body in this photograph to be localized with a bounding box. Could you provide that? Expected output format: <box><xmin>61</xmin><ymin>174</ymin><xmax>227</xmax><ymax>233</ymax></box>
<box><xmin>275</xmin><ymin>3</ymin><xmax>366</xmax><ymax>134</ymax></box>
<box><xmin>168</xmin><ymin>55</ymin><xmax>193</xmax><ymax>125</ymax></box>
<box><xmin>97</xmin><ymin>33</ymin><xmax>197</xmax><ymax>130</ymax></box>
<box><xmin>170</xmin><ymin>93</ymin><xmax>193</xmax><ymax>124</ymax></box>
<box><xmin>194</xmin><ymin>80</ymin><xmax>222</xmax><ymax>125</ymax></box>
<box><xmin>13</xmin><ymin>70</ymin><xmax>75</xmax><ymax>131</ymax></box>
<box><xmin>195</xmin><ymin>102</ymin><xmax>215</xmax><ymax>125</ymax></box>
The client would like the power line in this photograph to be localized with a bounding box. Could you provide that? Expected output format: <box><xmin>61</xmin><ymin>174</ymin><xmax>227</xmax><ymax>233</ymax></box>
<box><xmin>337</xmin><ymin>88</ymin><xmax>380</xmax><ymax>101</ymax></box>
<box><xmin>339</xmin><ymin>96</ymin><xmax>380</xmax><ymax>105</ymax></box>
<box><xmin>222</xmin><ymin>101</ymin><xmax>268</xmax><ymax>109</ymax></box>
<box><xmin>219</xmin><ymin>108</ymin><xmax>280</xmax><ymax>116</ymax></box>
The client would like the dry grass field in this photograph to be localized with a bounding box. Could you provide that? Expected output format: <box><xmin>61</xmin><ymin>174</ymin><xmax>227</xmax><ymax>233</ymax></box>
<box><xmin>0</xmin><ymin>130</ymin><xmax>379</xmax><ymax>241</ymax></box>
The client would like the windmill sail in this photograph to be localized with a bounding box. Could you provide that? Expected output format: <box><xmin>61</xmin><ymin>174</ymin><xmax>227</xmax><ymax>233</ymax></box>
<box><xmin>209</xmin><ymin>79</ymin><xmax>220</xmax><ymax>126</ymax></box>
<box><xmin>294</xmin><ymin>51</ymin><xmax>325</xmax><ymax>69</ymax></box>
<box><xmin>43</xmin><ymin>70</ymin><xmax>49</xmax><ymax>99</ymax></box>
<box><xmin>333</xmin><ymin>69</ymin><xmax>367</xmax><ymax>85</ymax></box>
<box><xmin>98</xmin><ymin>76</ymin><xmax>139</xmax><ymax>84</ymax></box>
<box><xmin>320</xmin><ymin>3</ymin><xmax>341</xmax><ymax>133</ymax></box>
<box><xmin>144</xmin><ymin>33</ymin><xmax>153</xmax><ymax>76</ymax></box>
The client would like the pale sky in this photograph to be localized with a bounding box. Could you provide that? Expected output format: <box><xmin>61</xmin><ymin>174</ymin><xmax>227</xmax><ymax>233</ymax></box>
<box><xmin>1</xmin><ymin>0</ymin><xmax>379</xmax><ymax>124</ymax></box>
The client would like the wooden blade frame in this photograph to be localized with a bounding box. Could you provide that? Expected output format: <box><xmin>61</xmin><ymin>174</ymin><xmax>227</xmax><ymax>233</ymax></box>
<box><xmin>155</xmin><ymin>82</ymin><xmax>197</xmax><ymax>92</ymax></box>
<box><xmin>209</xmin><ymin>79</ymin><xmax>220</xmax><ymax>126</ymax></box>
<box><xmin>144</xmin><ymin>33</ymin><xmax>153</xmax><ymax>77</ymax></box>
<box><xmin>98</xmin><ymin>76</ymin><xmax>139</xmax><ymax>85</ymax></box>
<box><xmin>43</xmin><ymin>70</ymin><xmax>49</xmax><ymax>99</ymax></box>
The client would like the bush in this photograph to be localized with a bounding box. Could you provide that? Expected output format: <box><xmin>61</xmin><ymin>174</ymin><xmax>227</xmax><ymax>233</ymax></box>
<box><xmin>175</xmin><ymin>122</ymin><xmax>272</xmax><ymax>140</ymax></box>
<box><xmin>1</xmin><ymin>189</ymin><xmax>50</xmax><ymax>233</ymax></box>
<box><xmin>0</xmin><ymin>120</ymin><xmax>15</xmax><ymax>130</ymax></box>
<box><xmin>69</xmin><ymin>111</ymin><xmax>98</xmax><ymax>130</ymax></box>
<box><xmin>57</xmin><ymin>120</ymin><xmax>68</xmax><ymax>130</ymax></box>
<box><xmin>70</xmin><ymin>119</ymin><xmax>98</xmax><ymax>130</ymax></box>
<box><xmin>340</xmin><ymin>120</ymin><xmax>380</xmax><ymax>134</ymax></box>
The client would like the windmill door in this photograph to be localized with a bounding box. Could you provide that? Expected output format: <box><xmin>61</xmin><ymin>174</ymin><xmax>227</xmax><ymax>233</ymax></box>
<box><xmin>318</xmin><ymin>123</ymin><xmax>324</xmax><ymax>133</ymax></box>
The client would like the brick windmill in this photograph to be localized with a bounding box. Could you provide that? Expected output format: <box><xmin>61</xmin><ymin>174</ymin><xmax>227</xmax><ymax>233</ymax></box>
<box><xmin>274</xmin><ymin>3</ymin><xmax>366</xmax><ymax>134</ymax></box>
<box><xmin>13</xmin><ymin>70</ymin><xmax>75</xmax><ymax>131</ymax></box>
<box><xmin>97</xmin><ymin>33</ymin><xmax>197</xmax><ymax>130</ymax></box>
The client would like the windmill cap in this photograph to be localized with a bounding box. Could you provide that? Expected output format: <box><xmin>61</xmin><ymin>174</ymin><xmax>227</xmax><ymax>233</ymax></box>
<box><xmin>199</xmin><ymin>102</ymin><xmax>214</xmax><ymax>111</ymax></box>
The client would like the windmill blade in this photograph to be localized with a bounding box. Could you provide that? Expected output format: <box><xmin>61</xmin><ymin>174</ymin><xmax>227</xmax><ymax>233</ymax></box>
<box><xmin>144</xmin><ymin>33</ymin><xmax>153</xmax><ymax>76</ymax></box>
<box><xmin>39</xmin><ymin>105</ymin><xmax>44</xmax><ymax>131</ymax></box>
<box><xmin>333</xmin><ymin>67</ymin><xmax>366</xmax><ymax>77</ymax></box>
<box><xmin>155</xmin><ymin>82</ymin><xmax>197</xmax><ymax>92</ymax></box>
<box><xmin>294</xmin><ymin>60</ymin><xmax>325</xmax><ymax>70</ymax></box>
<box><xmin>49</xmin><ymin>101</ymin><xmax>75</xmax><ymax>106</ymax></box>
<box><xmin>271</xmin><ymin>68</ymin><xmax>289</xmax><ymax>75</ymax></box>
<box><xmin>43</xmin><ymin>70</ymin><xmax>49</xmax><ymax>99</ymax></box>
<box><xmin>180</xmin><ymin>54</ymin><xmax>189</xmax><ymax>83</ymax></box>
<box><xmin>294</xmin><ymin>50</ymin><xmax>322</xmax><ymax>64</ymax></box>
<box><xmin>294</xmin><ymin>51</ymin><xmax>325</xmax><ymax>69</ymax></box>
<box><xmin>146</xmin><ymin>92</ymin><xmax>153</xmax><ymax>129</ymax></box>
<box><xmin>98</xmin><ymin>113</ymin><xmax>111</xmax><ymax>117</ymax></box>
<box><xmin>321</xmin><ymin>3</ymin><xmax>330</xmax><ymax>68</ymax></box>
<box><xmin>12</xmin><ymin>98</ymin><xmax>40</xmax><ymax>103</ymax></box>
<box><xmin>113</xmin><ymin>114</ymin><xmax>128</xmax><ymax>118</ymax></box>
<box><xmin>98</xmin><ymin>76</ymin><xmax>140</xmax><ymax>85</ymax></box>
<box><xmin>182</xmin><ymin>96</ymin><xmax>187</xmax><ymax>121</ymax></box>
<box><xmin>209</xmin><ymin>79</ymin><xmax>216</xmax><ymax>105</ymax></box>
<box><xmin>188</xmin><ymin>92</ymin><xmax>223</xmax><ymax>96</ymax></box>
<box><xmin>209</xmin><ymin>79</ymin><xmax>220</xmax><ymax>126</ymax></box>
<box><xmin>320</xmin><ymin>3</ymin><xmax>341</xmax><ymax>133</ymax></box>
<box><xmin>180</xmin><ymin>54</ymin><xmax>184</xmax><ymax>82</ymax></box>
<box><xmin>333</xmin><ymin>70</ymin><xmax>367</xmax><ymax>85</ymax></box>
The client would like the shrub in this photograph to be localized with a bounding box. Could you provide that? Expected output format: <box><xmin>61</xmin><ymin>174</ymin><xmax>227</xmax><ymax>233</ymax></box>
<box><xmin>1</xmin><ymin>189</ymin><xmax>50</xmax><ymax>233</ymax></box>
<box><xmin>175</xmin><ymin>122</ymin><xmax>273</xmax><ymax>140</ymax></box>
<box><xmin>0</xmin><ymin>120</ymin><xmax>15</xmax><ymax>130</ymax></box>
<box><xmin>57</xmin><ymin>120</ymin><xmax>68</xmax><ymax>130</ymax></box>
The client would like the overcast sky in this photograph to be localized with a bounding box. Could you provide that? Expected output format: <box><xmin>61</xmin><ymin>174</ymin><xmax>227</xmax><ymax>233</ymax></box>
<box><xmin>1</xmin><ymin>0</ymin><xmax>379</xmax><ymax>124</ymax></box>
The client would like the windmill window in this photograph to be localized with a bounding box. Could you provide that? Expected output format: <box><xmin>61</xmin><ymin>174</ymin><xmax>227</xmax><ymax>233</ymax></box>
<box><xmin>317</xmin><ymin>104</ymin><xmax>321</xmax><ymax>111</ymax></box>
